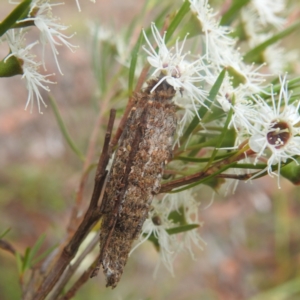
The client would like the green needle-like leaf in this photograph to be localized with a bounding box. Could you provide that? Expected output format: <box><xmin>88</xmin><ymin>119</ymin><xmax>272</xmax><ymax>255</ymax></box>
<box><xmin>220</xmin><ymin>0</ymin><xmax>250</xmax><ymax>26</ymax></box>
<box><xmin>146</xmin><ymin>223</ymin><xmax>199</xmax><ymax>250</ymax></box>
<box><xmin>166</xmin><ymin>223</ymin><xmax>199</xmax><ymax>235</ymax></box>
<box><xmin>175</xmin><ymin>153</ymin><xmax>233</xmax><ymax>163</ymax></box>
<box><xmin>248</xmin><ymin>277</ymin><xmax>300</xmax><ymax>300</ymax></box>
<box><xmin>128</xmin><ymin>31</ymin><xmax>144</xmax><ymax>94</ymax></box>
<box><xmin>181</xmin><ymin>68</ymin><xmax>226</xmax><ymax>145</ymax></box>
<box><xmin>49</xmin><ymin>96</ymin><xmax>85</xmax><ymax>161</ymax></box>
<box><xmin>176</xmin><ymin>13</ymin><xmax>203</xmax><ymax>40</ymax></box>
<box><xmin>165</xmin><ymin>0</ymin><xmax>190</xmax><ymax>43</ymax></box>
<box><xmin>170</xmin><ymin>162</ymin><xmax>237</xmax><ymax>193</ymax></box>
<box><xmin>0</xmin><ymin>0</ymin><xmax>32</xmax><ymax>37</ymax></box>
<box><xmin>204</xmin><ymin>107</ymin><xmax>234</xmax><ymax>170</ymax></box>
<box><xmin>0</xmin><ymin>228</ymin><xmax>11</xmax><ymax>239</ymax></box>
<box><xmin>234</xmin><ymin>163</ymin><xmax>267</xmax><ymax>170</ymax></box>
<box><xmin>32</xmin><ymin>243</ymin><xmax>57</xmax><ymax>266</ymax></box>
<box><xmin>15</xmin><ymin>252</ymin><xmax>23</xmax><ymax>275</ymax></box>
<box><xmin>27</xmin><ymin>234</ymin><xmax>46</xmax><ymax>267</ymax></box>
<box><xmin>244</xmin><ymin>21</ymin><xmax>300</xmax><ymax>63</ymax></box>
<box><xmin>22</xmin><ymin>247</ymin><xmax>31</xmax><ymax>272</ymax></box>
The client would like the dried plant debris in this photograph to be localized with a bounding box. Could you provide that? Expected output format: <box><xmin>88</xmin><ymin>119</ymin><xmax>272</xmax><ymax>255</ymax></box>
<box><xmin>92</xmin><ymin>78</ymin><xmax>177</xmax><ymax>288</ymax></box>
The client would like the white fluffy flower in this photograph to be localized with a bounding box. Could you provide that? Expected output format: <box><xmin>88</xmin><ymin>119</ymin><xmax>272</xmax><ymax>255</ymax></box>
<box><xmin>89</xmin><ymin>22</ymin><xmax>113</xmax><ymax>42</ymax></box>
<box><xmin>250</xmin><ymin>0</ymin><xmax>285</xmax><ymax>28</ymax></box>
<box><xmin>216</xmin><ymin>73</ymin><xmax>258</xmax><ymax>135</ymax></box>
<box><xmin>189</xmin><ymin>0</ymin><xmax>237</xmax><ymax>67</ymax></box>
<box><xmin>130</xmin><ymin>198</ymin><xmax>178</xmax><ymax>274</ymax></box>
<box><xmin>241</xmin><ymin>8</ymin><xmax>293</xmax><ymax>74</ymax></box>
<box><xmin>262</xmin><ymin>42</ymin><xmax>297</xmax><ymax>74</ymax></box>
<box><xmin>5</xmin><ymin>29</ymin><xmax>54</xmax><ymax>113</ymax></box>
<box><xmin>190</xmin><ymin>0</ymin><xmax>268</xmax><ymax>97</ymax></box>
<box><xmin>131</xmin><ymin>188</ymin><xmax>205</xmax><ymax>273</ymax></box>
<box><xmin>249</xmin><ymin>76</ymin><xmax>300</xmax><ymax>185</ymax></box>
<box><xmin>24</xmin><ymin>0</ymin><xmax>77</xmax><ymax>74</ymax></box>
<box><xmin>143</xmin><ymin>23</ymin><xmax>210</xmax><ymax>127</ymax></box>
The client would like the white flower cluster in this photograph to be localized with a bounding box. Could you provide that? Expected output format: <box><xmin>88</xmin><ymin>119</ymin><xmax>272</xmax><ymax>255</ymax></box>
<box><xmin>249</xmin><ymin>76</ymin><xmax>300</xmax><ymax>185</ymax></box>
<box><xmin>4</xmin><ymin>29</ymin><xmax>53</xmax><ymax>113</ymax></box>
<box><xmin>131</xmin><ymin>188</ymin><xmax>205</xmax><ymax>273</ymax></box>
<box><xmin>143</xmin><ymin>23</ymin><xmax>210</xmax><ymax>128</ymax></box>
<box><xmin>189</xmin><ymin>0</ymin><xmax>236</xmax><ymax>67</ymax></box>
<box><xmin>140</xmin><ymin>0</ymin><xmax>299</xmax><ymax>271</ymax></box>
<box><xmin>241</xmin><ymin>0</ymin><xmax>296</xmax><ymax>73</ymax></box>
<box><xmin>189</xmin><ymin>0</ymin><xmax>300</xmax><ymax>185</ymax></box>
<box><xmin>2</xmin><ymin>0</ymin><xmax>77</xmax><ymax>113</ymax></box>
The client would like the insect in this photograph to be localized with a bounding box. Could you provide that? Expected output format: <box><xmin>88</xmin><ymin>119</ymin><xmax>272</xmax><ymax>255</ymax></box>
<box><xmin>91</xmin><ymin>78</ymin><xmax>177</xmax><ymax>288</ymax></box>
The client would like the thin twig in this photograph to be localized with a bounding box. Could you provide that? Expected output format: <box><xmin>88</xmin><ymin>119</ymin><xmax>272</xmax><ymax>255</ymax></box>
<box><xmin>58</xmin><ymin>254</ymin><xmax>101</xmax><ymax>300</ymax></box>
<box><xmin>215</xmin><ymin>173</ymin><xmax>261</xmax><ymax>180</ymax></box>
<box><xmin>0</xmin><ymin>239</ymin><xmax>16</xmax><ymax>255</ymax></box>
<box><xmin>48</xmin><ymin>233</ymin><xmax>99</xmax><ymax>300</ymax></box>
<box><xmin>32</xmin><ymin>110</ymin><xmax>116</xmax><ymax>300</ymax></box>
<box><xmin>160</xmin><ymin>148</ymin><xmax>256</xmax><ymax>193</ymax></box>
<box><xmin>68</xmin><ymin>91</ymin><xmax>117</xmax><ymax>236</ymax></box>
<box><xmin>160</xmin><ymin>170</ymin><xmax>207</xmax><ymax>193</ymax></box>
<box><xmin>23</xmin><ymin>269</ymin><xmax>39</xmax><ymax>300</ymax></box>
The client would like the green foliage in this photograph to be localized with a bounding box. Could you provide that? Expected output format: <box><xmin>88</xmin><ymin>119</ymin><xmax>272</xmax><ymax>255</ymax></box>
<box><xmin>147</xmin><ymin>206</ymin><xmax>199</xmax><ymax>250</ymax></box>
<box><xmin>165</xmin><ymin>0</ymin><xmax>191</xmax><ymax>43</ymax></box>
<box><xmin>0</xmin><ymin>55</ymin><xmax>23</xmax><ymax>77</ymax></box>
<box><xmin>248</xmin><ymin>277</ymin><xmax>300</xmax><ymax>300</ymax></box>
<box><xmin>281</xmin><ymin>158</ymin><xmax>300</xmax><ymax>185</ymax></box>
<box><xmin>49</xmin><ymin>96</ymin><xmax>85</xmax><ymax>162</ymax></box>
<box><xmin>0</xmin><ymin>0</ymin><xmax>32</xmax><ymax>37</ymax></box>
<box><xmin>15</xmin><ymin>234</ymin><xmax>56</xmax><ymax>276</ymax></box>
<box><xmin>128</xmin><ymin>31</ymin><xmax>144</xmax><ymax>94</ymax></box>
<box><xmin>0</xmin><ymin>228</ymin><xmax>11</xmax><ymax>239</ymax></box>
<box><xmin>181</xmin><ymin>68</ymin><xmax>226</xmax><ymax>145</ymax></box>
<box><xmin>244</xmin><ymin>21</ymin><xmax>300</xmax><ymax>63</ymax></box>
<box><xmin>1</xmin><ymin>0</ymin><xmax>300</xmax><ymax>299</ymax></box>
<box><xmin>203</xmin><ymin>105</ymin><xmax>234</xmax><ymax>170</ymax></box>
<box><xmin>220</xmin><ymin>0</ymin><xmax>250</xmax><ymax>26</ymax></box>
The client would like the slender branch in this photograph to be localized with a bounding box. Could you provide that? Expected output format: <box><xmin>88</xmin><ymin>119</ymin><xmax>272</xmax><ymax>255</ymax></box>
<box><xmin>32</xmin><ymin>110</ymin><xmax>116</xmax><ymax>300</ymax></box>
<box><xmin>160</xmin><ymin>169</ymin><xmax>207</xmax><ymax>193</ymax></box>
<box><xmin>160</xmin><ymin>148</ymin><xmax>256</xmax><ymax>193</ymax></box>
<box><xmin>0</xmin><ymin>239</ymin><xmax>16</xmax><ymax>255</ymax></box>
<box><xmin>48</xmin><ymin>234</ymin><xmax>99</xmax><ymax>300</ymax></box>
<box><xmin>215</xmin><ymin>172</ymin><xmax>264</xmax><ymax>180</ymax></box>
<box><xmin>23</xmin><ymin>269</ymin><xmax>40</xmax><ymax>300</ymax></box>
<box><xmin>58</xmin><ymin>254</ymin><xmax>101</xmax><ymax>300</ymax></box>
<box><xmin>68</xmin><ymin>92</ymin><xmax>117</xmax><ymax>236</ymax></box>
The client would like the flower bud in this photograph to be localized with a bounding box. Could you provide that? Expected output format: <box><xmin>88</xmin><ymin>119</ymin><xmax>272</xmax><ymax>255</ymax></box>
<box><xmin>281</xmin><ymin>159</ymin><xmax>300</xmax><ymax>185</ymax></box>
<box><xmin>0</xmin><ymin>55</ymin><xmax>23</xmax><ymax>77</ymax></box>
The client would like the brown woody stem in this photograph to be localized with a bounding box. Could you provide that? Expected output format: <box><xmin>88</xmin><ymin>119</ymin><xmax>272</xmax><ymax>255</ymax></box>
<box><xmin>32</xmin><ymin>110</ymin><xmax>116</xmax><ymax>300</ymax></box>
